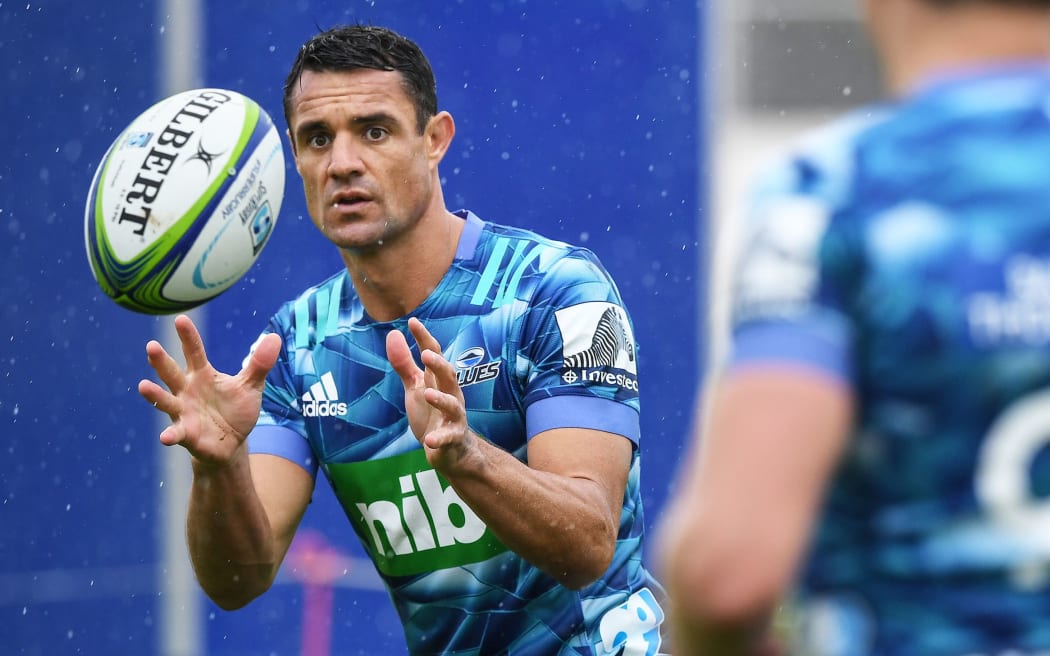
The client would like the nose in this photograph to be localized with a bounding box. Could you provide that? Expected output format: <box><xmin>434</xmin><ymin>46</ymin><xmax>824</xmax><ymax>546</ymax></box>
<box><xmin>327</xmin><ymin>132</ymin><xmax>364</xmax><ymax>179</ymax></box>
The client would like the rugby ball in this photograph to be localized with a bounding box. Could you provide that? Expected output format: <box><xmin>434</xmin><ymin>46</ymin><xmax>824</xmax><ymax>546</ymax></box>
<box><xmin>85</xmin><ymin>88</ymin><xmax>285</xmax><ymax>314</ymax></box>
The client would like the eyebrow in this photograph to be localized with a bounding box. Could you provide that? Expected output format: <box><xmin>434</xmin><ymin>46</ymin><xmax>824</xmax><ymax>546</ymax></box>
<box><xmin>293</xmin><ymin>120</ymin><xmax>328</xmax><ymax>141</ymax></box>
<box><xmin>293</xmin><ymin>112</ymin><xmax>400</xmax><ymax>141</ymax></box>
<box><xmin>350</xmin><ymin>112</ymin><xmax>399</xmax><ymax>127</ymax></box>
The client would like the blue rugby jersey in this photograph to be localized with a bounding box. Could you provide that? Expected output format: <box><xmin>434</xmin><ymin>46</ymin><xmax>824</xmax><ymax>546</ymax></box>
<box><xmin>730</xmin><ymin>66</ymin><xmax>1050</xmax><ymax>655</ymax></box>
<box><xmin>247</xmin><ymin>211</ymin><xmax>664</xmax><ymax>656</ymax></box>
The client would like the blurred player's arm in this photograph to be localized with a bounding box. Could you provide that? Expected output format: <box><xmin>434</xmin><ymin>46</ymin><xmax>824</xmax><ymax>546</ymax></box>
<box><xmin>658</xmin><ymin>365</ymin><xmax>853</xmax><ymax>655</ymax></box>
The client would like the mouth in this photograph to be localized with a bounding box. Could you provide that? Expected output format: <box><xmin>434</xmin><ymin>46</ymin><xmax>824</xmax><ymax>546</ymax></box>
<box><xmin>330</xmin><ymin>189</ymin><xmax>373</xmax><ymax>210</ymax></box>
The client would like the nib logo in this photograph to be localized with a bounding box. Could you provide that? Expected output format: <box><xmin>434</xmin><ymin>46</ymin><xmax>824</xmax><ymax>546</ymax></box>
<box><xmin>300</xmin><ymin>371</ymin><xmax>348</xmax><ymax>417</ymax></box>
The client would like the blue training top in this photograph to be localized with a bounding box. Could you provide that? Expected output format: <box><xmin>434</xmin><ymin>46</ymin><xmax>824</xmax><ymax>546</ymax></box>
<box><xmin>248</xmin><ymin>211</ymin><xmax>665</xmax><ymax>656</ymax></box>
<box><xmin>730</xmin><ymin>65</ymin><xmax>1050</xmax><ymax>655</ymax></box>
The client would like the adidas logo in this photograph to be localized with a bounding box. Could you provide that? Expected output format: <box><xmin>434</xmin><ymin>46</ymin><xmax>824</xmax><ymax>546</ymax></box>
<box><xmin>300</xmin><ymin>371</ymin><xmax>348</xmax><ymax>417</ymax></box>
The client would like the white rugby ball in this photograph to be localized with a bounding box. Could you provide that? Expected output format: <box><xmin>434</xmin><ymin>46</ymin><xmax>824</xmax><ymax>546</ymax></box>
<box><xmin>85</xmin><ymin>88</ymin><xmax>285</xmax><ymax>314</ymax></box>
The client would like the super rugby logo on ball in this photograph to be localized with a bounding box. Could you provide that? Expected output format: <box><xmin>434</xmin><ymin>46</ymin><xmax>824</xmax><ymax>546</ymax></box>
<box><xmin>84</xmin><ymin>88</ymin><xmax>285</xmax><ymax>314</ymax></box>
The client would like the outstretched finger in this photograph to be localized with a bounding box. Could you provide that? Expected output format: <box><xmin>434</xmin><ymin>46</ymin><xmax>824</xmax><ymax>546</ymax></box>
<box><xmin>174</xmin><ymin>314</ymin><xmax>211</xmax><ymax>372</ymax></box>
<box><xmin>145</xmin><ymin>339</ymin><xmax>186</xmax><ymax>394</ymax></box>
<box><xmin>407</xmin><ymin>317</ymin><xmax>443</xmax><ymax>355</ymax></box>
<box><xmin>423</xmin><ymin>386</ymin><xmax>466</xmax><ymax>422</ymax></box>
<box><xmin>420</xmin><ymin>387</ymin><xmax>468</xmax><ymax>452</ymax></box>
<box><xmin>138</xmin><ymin>378</ymin><xmax>181</xmax><ymax>418</ymax></box>
<box><xmin>157</xmin><ymin>422</ymin><xmax>186</xmax><ymax>448</ymax></box>
<box><xmin>421</xmin><ymin>348</ymin><xmax>464</xmax><ymax>400</ymax></box>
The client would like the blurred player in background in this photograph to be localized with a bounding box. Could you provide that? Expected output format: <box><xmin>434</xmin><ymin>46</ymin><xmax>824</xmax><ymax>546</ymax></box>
<box><xmin>138</xmin><ymin>24</ymin><xmax>665</xmax><ymax>656</ymax></box>
<box><xmin>657</xmin><ymin>0</ymin><xmax>1050</xmax><ymax>654</ymax></box>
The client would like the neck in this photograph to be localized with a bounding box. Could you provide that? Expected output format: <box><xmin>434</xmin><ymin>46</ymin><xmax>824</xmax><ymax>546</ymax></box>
<box><xmin>877</xmin><ymin>2</ymin><xmax>1050</xmax><ymax>96</ymax></box>
<box><xmin>342</xmin><ymin>209</ymin><xmax>465</xmax><ymax>323</ymax></box>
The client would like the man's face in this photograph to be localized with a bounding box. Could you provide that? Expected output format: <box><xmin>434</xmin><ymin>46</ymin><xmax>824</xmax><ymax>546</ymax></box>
<box><xmin>286</xmin><ymin>68</ymin><xmax>436</xmax><ymax>252</ymax></box>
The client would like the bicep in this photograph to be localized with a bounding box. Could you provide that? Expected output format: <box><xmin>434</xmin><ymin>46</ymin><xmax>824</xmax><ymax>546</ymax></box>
<box><xmin>249</xmin><ymin>453</ymin><xmax>315</xmax><ymax>563</ymax></box>
<box><xmin>527</xmin><ymin>427</ymin><xmax>633</xmax><ymax>522</ymax></box>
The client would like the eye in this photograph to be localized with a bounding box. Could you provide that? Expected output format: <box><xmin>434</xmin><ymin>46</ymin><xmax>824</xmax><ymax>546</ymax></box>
<box><xmin>307</xmin><ymin>133</ymin><xmax>332</xmax><ymax>149</ymax></box>
<box><xmin>364</xmin><ymin>126</ymin><xmax>388</xmax><ymax>142</ymax></box>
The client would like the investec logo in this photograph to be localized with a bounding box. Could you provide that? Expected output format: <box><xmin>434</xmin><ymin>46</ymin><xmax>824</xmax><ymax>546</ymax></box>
<box><xmin>299</xmin><ymin>371</ymin><xmax>347</xmax><ymax>417</ymax></box>
<box><xmin>556</xmin><ymin>301</ymin><xmax>639</xmax><ymax>392</ymax></box>
<box><xmin>330</xmin><ymin>451</ymin><xmax>508</xmax><ymax>577</ymax></box>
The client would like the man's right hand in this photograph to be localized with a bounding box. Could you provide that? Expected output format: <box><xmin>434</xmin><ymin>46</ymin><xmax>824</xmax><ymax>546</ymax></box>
<box><xmin>138</xmin><ymin>314</ymin><xmax>282</xmax><ymax>467</ymax></box>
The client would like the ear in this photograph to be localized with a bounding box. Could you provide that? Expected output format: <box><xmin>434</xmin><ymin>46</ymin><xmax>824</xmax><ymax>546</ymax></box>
<box><xmin>285</xmin><ymin>128</ymin><xmax>302</xmax><ymax>176</ymax></box>
<box><xmin>424</xmin><ymin>111</ymin><xmax>455</xmax><ymax>166</ymax></box>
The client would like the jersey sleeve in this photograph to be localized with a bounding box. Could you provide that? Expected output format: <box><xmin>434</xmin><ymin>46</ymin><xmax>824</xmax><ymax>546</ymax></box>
<box><xmin>518</xmin><ymin>249</ymin><xmax>642</xmax><ymax>445</ymax></box>
<box><xmin>244</xmin><ymin>313</ymin><xmax>318</xmax><ymax>477</ymax></box>
<box><xmin>728</xmin><ymin>118</ymin><xmax>873</xmax><ymax>385</ymax></box>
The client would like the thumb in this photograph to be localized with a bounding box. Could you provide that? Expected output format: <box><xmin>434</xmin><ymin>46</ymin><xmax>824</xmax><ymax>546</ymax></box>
<box><xmin>242</xmin><ymin>332</ymin><xmax>282</xmax><ymax>387</ymax></box>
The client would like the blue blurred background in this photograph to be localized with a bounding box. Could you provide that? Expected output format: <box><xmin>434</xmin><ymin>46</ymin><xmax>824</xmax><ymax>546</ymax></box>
<box><xmin>0</xmin><ymin>1</ymin><xmax>703</xmax><ymax>653</ymax></box>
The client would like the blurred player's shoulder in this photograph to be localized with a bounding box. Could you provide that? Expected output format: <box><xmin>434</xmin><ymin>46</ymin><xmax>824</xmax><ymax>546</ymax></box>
<box><xmin>749</xmin><ymin>105</ymin><xmax>894</xmax><ymax>212</ymax></box>
<box><xmin>903</xmin><ymin>65</ymin><xmax>1050</xmax><ymax>119</ymax></box>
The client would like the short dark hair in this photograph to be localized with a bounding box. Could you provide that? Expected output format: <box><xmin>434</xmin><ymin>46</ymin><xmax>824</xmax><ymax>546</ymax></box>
<box><xmin>282</xmin><ymin>24</ymin><xmax>438</xmax><ymax>134</ymax></box>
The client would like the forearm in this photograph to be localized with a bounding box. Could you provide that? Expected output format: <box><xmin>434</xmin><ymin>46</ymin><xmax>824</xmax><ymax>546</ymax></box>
<box><xmin>186</xmin><ymin>449</ymin><xmax>277</xmax><ymax>609</ymax></box>
<box><xmin>668</xmin><ymin>613</ymin><xmax>780</xmax><ymax>656</ymax></box>
<box><xmin>660</xmin><ymin>370</ymin><xmax>850</xmax><ymax>653</ymax></box>
<box><xmin>661</xmin><ymin>520</ymin><xmax>782</xmax><ymax>655</ymax></box>
<box><xmin>442</xmin><ymin>434</ymin><xmax>618</xmax><ymax>589</ymax></box>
